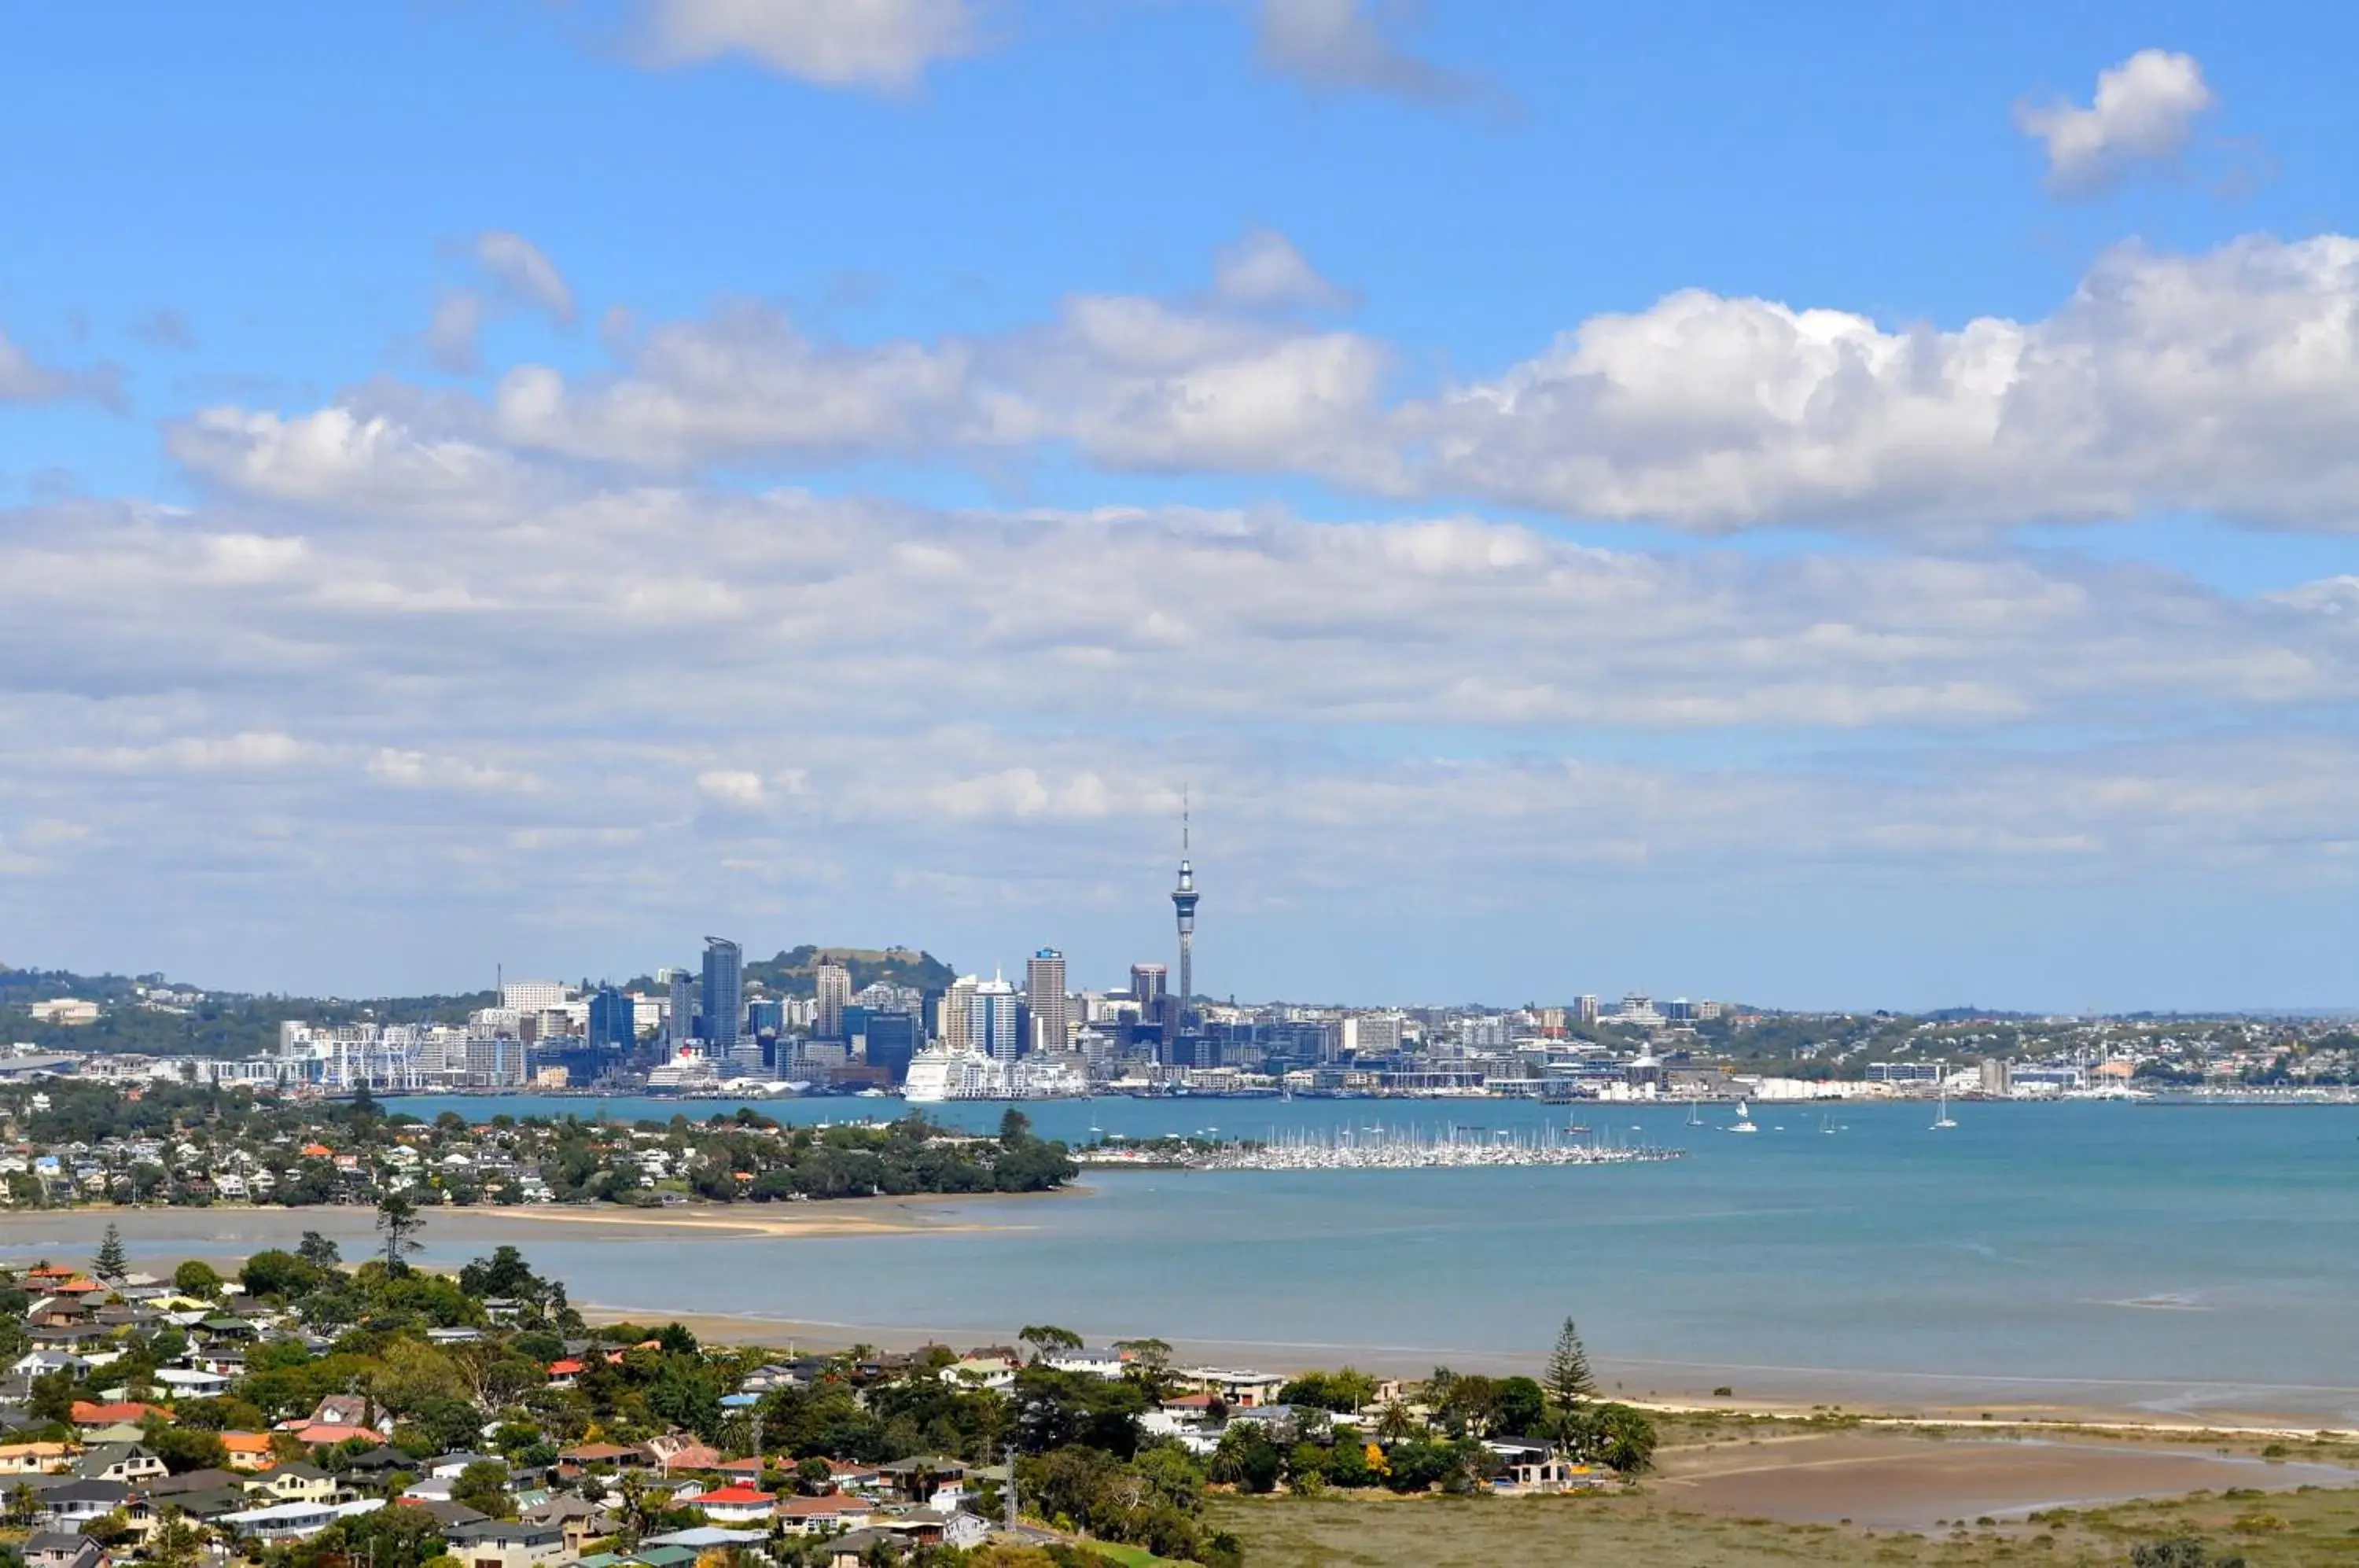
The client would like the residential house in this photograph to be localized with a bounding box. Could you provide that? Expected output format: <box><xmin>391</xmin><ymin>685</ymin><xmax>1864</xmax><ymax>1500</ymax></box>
<box><xmin>35</xmin><ymin>1478</ymin><xmax>138</xmax><ymax>1531</ymax></box>
<box><xmin>0</xmin><ymin>1442</ymin><xmax>73</xmax><ymax>1474</ymax></box>
<box><xmin>21</xmin><ymin>1532</ymin><xmax>106</xmax><ymax>1568</ymax></box>
<box><xmin>218</xmin><ymin>1498</ymin><xmax>384</xmax><ymax>1543</ymax></box>
<box><xmin>245</xmin><ymin>1463</ymin><xmax>340</xmax><ymax>1505</ymax></box>
<box><xmin>444</xmin><ymin>1516</ymin><xmax>568</xmax><ymax>1568</ymax></box>
<box><xmin>773</xmin><ymin>1494</ymin><xmax>874</xmax><ymax>1535</ymax></box>
<box><xmin>686</xmin><ymin>1485</ymin><xmax>773</xmax><ymax>1525</ymax></box>
<box><xmin>73</xmin><ymin>1445</ymin><xmax>165</xmax><ymax>1484</ymax></box>
<box><xmin>218</xmin><ymin>1433</ymin><xmax>275</xmax><ymax>1472</ymax></box>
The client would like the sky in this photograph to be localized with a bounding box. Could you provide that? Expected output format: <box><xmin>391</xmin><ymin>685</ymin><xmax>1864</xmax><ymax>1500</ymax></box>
<box><xmin>7</xmin><ymin>2</ymin><xmax>2359</xmax><ymax>1011</ymax></box>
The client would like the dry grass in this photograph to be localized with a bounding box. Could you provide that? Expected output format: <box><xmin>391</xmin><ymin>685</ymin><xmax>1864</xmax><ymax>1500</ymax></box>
<box><xmin>1209</xmin><ymin>1428</ymin><xmax>2359</xmax><ymax>1568</ymax></box>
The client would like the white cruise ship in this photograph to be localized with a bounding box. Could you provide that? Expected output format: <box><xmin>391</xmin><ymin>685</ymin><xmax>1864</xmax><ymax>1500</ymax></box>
<box><xmin>902</xmin><ymin>1046</ymin><xmax>1090</xmax><ymax>1102</ymax></box>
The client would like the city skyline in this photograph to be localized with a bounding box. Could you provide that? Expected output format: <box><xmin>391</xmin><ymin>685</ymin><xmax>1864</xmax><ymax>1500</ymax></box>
<box><xmin>12</xmin><ymin>8</ymin><xmax>2359</xmax><ymax>1013</ymax></box>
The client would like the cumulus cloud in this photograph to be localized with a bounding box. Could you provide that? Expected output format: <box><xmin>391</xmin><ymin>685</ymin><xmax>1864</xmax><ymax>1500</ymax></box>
<box><xmin>2015</xmin><ymin>49</ymin><xmax>2215</xmax><ymax>197</ymax></box>
<box><xmin>640</xmin><ymin>0</ymin><xmax>983</xmax><ymax>92</ymax></box>
<box><xmin>13</xmin><ymin>483</ymin><xmax>2359</xmax><ymax>988</ymax></box>
<box><xmin>167</xmin><ymin>405</ymin><xmax>553</xmax><ymax>521</ymax></box>
<box><xmin>1409</xmin><ymin>234</ymin><xmax>2359</xmax><ymax>534</ymax></box>
<box><xmin>257</xmin><ymin>230</ymin><xmax>2359</xmax><ymax>537</ymax></box>
<box><xmin>1256</xmin><ymin>0</ymin><xmax>1492</xmax><ymax>110</ymax></box>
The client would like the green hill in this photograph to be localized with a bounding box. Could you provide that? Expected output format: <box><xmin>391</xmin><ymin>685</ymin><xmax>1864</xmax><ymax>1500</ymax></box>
<box><xmin>743</xmin><ymin>944</ymin><xmax>956</xmax><ymax>998</ymax></box>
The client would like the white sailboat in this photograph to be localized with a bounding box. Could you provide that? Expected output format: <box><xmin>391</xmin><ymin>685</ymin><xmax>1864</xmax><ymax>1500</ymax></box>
<box><xmin>1727</xmin><ymin>1099</ymin><xmax>1758</xmax><ymax>1134</ymax></box>
<box><xmin>1685</xmin><ymin>1099</ymin><xmax>1703</xmax><ymax>1128</ymax></box>
<box><xmin>1930</xmin><ymin>1085</ymin><xmax>1957</xmax><ymax>1130</ymax></box>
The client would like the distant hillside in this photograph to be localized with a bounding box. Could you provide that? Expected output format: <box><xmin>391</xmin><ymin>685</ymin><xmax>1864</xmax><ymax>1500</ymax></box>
<box><xmin>744</xmin><ymin>945</ymin><xmax>956</xmax><ymax>998</ymax></box>
<box><xmin>0</xmin><ymin>963</ymin><xmax>495</xmax><ymax>1056</ymax></box>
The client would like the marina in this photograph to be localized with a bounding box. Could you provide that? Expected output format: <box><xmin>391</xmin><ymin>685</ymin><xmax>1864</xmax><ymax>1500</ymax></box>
<box><xmin>1161</xmin><ymin>1121</ymin><xmax>1682</xmax><ymax>1170</ymax></box>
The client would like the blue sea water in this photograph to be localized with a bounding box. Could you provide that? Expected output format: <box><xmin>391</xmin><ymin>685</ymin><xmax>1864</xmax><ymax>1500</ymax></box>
<box><xmin>362</xmin><ymin>1094</ymin><xmax>2359</xmax><ymax>1422</ymax></box>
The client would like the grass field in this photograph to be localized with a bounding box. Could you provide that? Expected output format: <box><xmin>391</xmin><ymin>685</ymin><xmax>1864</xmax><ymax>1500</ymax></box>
<box><xmin>1211</xmin><ymin>1448</ymin><xmax>2359</xmax><ymax>1566</ymax></box>
<box><xmin>1210</xmin><ymin>1487</ymin><xmax>2359</xmax><ymax>1566</ymax></box>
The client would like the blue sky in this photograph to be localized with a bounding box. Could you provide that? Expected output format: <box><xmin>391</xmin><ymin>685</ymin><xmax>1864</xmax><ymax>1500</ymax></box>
<box><xmin>6</xmin><ymin>2</ymin><xmax>2359</xmax><ymax>1010</ymax></box>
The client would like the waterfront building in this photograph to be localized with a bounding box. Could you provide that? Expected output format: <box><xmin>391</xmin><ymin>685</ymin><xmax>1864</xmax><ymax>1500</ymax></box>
<box><xmin>1342</xmin><ymin>1013</ymin><xmax>1404</xmax><ymax>1055</ymax></box>
<box><xmin>1026</xmin><ymin>948</ymin><xmax>1069</xmax><ymax>1055</ymax></box>
<box><xmin>586</xmin><ymin>987</ymin><xmax>636</xmax><ymax>1052</ymax></box>
<box><xmin>665</xmin><ymin>967</ymin><xmax>697</xmax><ymax>1047</ymax></box>
<box><xmin>815</xmin><ymin>961</ymin><xmax>852</xmax><ymax>1041</ymax></box>
<box><xmin>702</xmin><ymin>937</ymin><xmax>744</xmax><ymax>1054</ymax></box>
<box><xmin>940</xmin><ymin>975</ymin><xmax>977</xmax><ymax>1049</ymax></box>
<box><xmin>970</xmin><ymin>974</ymin><xmax>1020</xmax><ymax>1062</ymax></box>
<box><xmin>1574</xmin><ymin>995</ymin><xmax>1599</xmax><ymax>1025</ymax></box>
<box><xmin>500</xmin><ymin>978</ymin><xmax>571</xmax><ymax>1012</ymax></box>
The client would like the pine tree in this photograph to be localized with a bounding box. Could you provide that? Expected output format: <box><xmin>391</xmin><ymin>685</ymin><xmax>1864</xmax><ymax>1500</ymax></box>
<box><xmin>375</xmin><ymin>1190</ymin><xmax>425</xmax><ymax>1275</ymax></box>
<box><xmin>1543</xmin><ymin>1316</ymin><xmax>1596</xmax><ymax>1410</ymax></box>
<box><xmin>92</xmin><ymin>1221</ymin><xmax>128</xmax><ymax>1285</ymax></box>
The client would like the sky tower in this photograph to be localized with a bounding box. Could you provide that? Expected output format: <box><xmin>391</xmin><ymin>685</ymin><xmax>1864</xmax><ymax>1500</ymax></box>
<box><xmin>1171</xmin><ymin>793</ymin><xmax>1199</xmax><ymax>1025</ymax></box>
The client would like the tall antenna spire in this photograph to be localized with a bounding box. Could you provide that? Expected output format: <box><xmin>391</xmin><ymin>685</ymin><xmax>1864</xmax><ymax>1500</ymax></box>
<box><xmin>1171</xmin><ymin>787</ymin><xmax>1199</xmax><ymax>1030</ymax></box>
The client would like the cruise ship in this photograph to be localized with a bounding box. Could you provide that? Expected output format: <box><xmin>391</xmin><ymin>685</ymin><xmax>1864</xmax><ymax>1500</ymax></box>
<box><xmin>902</xmin><ymin>1045</ymin><xmax>1089</xmax><ymax>1103</ymax></box>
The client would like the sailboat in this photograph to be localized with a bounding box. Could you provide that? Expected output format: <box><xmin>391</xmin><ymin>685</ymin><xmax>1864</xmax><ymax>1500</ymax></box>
<box><xmin>1820</xmin><ymin>1112</ymin><xmax>1838</xmax><ymax>1135</ymax></box>
<box><xmin>1930</xmin><ymin>1086</ymin><xmax>1957</xmax><ymax>1130</ymax></box>
<box><xmin>1685</xmin><ymin>1099</ymin><xmax>1703</xmax><ymax>1129</ymax></box>
<box><xmin>1727</xmin><ymin>1100</ymin><xmax>1758</xmax><ymax>1134</ymax></box>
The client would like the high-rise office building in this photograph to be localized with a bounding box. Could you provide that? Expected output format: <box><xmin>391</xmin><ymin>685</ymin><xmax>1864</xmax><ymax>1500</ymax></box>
<box><xmin>940</xmin><ymin>974</ymin><xmax>977</xmax><ymax>1050</ymax></box>
<box><xmin>701</xmin><ymin>937</ymin><xmax>743</xmax><ymax>1053</ymax></box>
<box><xmin>969</xmin><ymin>974</ymin><xmax>1020</xmax><ymax>1062</ymax></box>
<box><xmin>815</xmin><ymin>960</ymin><xmax>852</xmax><ymax>1041</ymax></box>
<box><xmin>587</xmin><ymin>986</ymin><xmax>636</xmax><ymax>1052</ymax></box>
<box><xmin>666</xmin><ymin>967</ymin><xmax>697</xmax><ymax>1047</ymax></box>
<box><xmin>864</xmin><ymin>1010</ymin><xmax>922</xmax><ymax>1083</ymax></box>
<box><xmin>1129</xmin><ymin>963</ymin><xmax>1167</xmax><ymax>1009</ymax></box>
<box><xmin>1025</xmin><ymin>948</ymin><xmax>1068</xmax><ymax>1056</ymax></box>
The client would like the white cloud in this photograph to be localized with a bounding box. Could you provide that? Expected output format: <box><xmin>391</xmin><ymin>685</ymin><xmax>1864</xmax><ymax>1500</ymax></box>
<box><xmin>370</xmin><ymin>749</ymin><xmax>541</xmax><ymax>794</ymax></box>
<box><xmin>0</xmin><ymin>329</ymin><xmax>122</xmax><ymax>408</ymax></box>
<box><xmin>1410</xmin><ymin>234</ymin><xmax>2359</xmax><ymax>534</ymax></box>
<box><xmin>697</xmin><ymin>769</ymin><xmax>768</xmax><ymax>810</ymax></box>
<box><xmin>427</xmin><ymin>232</ymin><xmax>576</xmax><ymax>374</ymax></box>
<box><xmin>190</xmin><ymin>230</ymin><xmax>2359</xmax><ymax>539</ymax></box>
<box><xmin>167</xmin><ymin>405</ymin><xmax>551</xmax><ymax>520</ymax></box>
<box><xmin>641</xmin><ymin>0</ymin><xmax>982</xmax><ymax>92</ymax></box>
<box><xmin>1213</xmin><ymin>229</ymin><xmax>1353</xmax><ymax>311</ymax></box>
<box><xmin>70</xmin><ymin>732</ymin><xmax>318</xmax><ymax>773</ymax></box>
<box><xmin>2015</xmin><ymin>50</ymin><xmax>2215</xmax><ymax>197</ymax></box>
<box><xmin>1256</xmin><ymin>0</ymin><xmax>1489</xmax><ymax>109</ymax></box>
<box><xmin>476</xmin><ymin>231</ymin><xmax>575</xmax><ymax>323</ymax></box>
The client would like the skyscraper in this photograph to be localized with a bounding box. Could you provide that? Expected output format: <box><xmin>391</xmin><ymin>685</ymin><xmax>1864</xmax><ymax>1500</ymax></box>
<box><xmin>666</xmin><ymin>966</ymin><xmax>697</xmax><ymax>1047</ymax></box>
<box><xmin>815</xmin><ymin>959</ymin><xmax>852</xmax><ymax>1041</ymax></box>
<box><xmin>970</xmin><ymin>974</ymin><xmax>1020</xmax><ymax>1062</ymax></box>
<box><xmin>701</xmin><ymin>937</ymin><xmax>743</xmax><ymax>1054</ymax></box>
<box><xmin>1171</xmin><ymin>801</ymin><xmax>1199</xmax><ymax>1027</ymax></box>
<box><xmin>1025</xmin><ymin>948</ymin><xmax>1068</xmax><ymax>1056</ymax></box>
<box><xmin>940</xmin><ymin>974</ymin><xmax>977</xmax><ymax>1050</ymax></box>
<box><xmin>587</xmin><ymin>986</ymin><xmax>636</xmax><ymax>1052</ymax></box>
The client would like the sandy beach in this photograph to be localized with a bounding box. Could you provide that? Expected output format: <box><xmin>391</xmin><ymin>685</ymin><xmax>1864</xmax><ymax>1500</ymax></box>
<box><xmin>0</xmin><ymin>1194</ymin><xmax>1042</xmax><ymax>1253</ymax></box>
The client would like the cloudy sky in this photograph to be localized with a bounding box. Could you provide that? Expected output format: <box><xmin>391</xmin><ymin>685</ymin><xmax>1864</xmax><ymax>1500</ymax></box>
<box><xmin>7</xmin><ymin>2</ymin><xmax>2359</xmax><ymax>1010</ymax></box>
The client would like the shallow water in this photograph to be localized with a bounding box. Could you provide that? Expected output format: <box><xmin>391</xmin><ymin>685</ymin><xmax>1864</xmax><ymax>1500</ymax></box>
<box><xmin>28</xmin><ymin>1095</ymin><xmax>2359</xmax><ymax>1421</ymax></box>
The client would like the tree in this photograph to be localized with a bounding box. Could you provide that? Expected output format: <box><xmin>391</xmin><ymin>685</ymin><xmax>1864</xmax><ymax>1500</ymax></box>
<box><xmin>451</xmin><ymin>1459</ymin><xmax>515</xmax><ymax>1519</ymax></box>
<box><xmin>1018</xmin><ymin>1325</ymin><xmax>1082</xmax><ymax>1360</ymax></box>
<box><xmin>172</xmin><ymin>1259</ymin><xmax>223</xmax><ymax>1298</ymax></box>
<box><xmin>93</xmin><ymin>1221</ymin><xmax>129</xmax><ymax>1284</ymax></box>
<box><xmin>377</xmin><ymin>1189</ymin><xmax>425</xmax><ymax>1275</ymax></box>
<box><xmin>998</xmin><ymin>1107</ymin><xmax>1032</xmax><ymax>1148</ymax></box>
<box><xmin>1560</xmin><ymin>1401</ymin><xmax>1657</xmax><ymax>1474</ymax></box>
<box><xmin>296</xmin><ymin>1231</ymin><xmax>342</xmax><ymax>1270</ymax></box>
<box><xmin>1542</xmin><ymin>1316</ymin><xmax>1596</xmax><ymax>1411</ymax></box>
<box><xmin>147</xmin><ymin>1507</ymin><xmax>204</xmax><ymax>1568</ymax></box>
